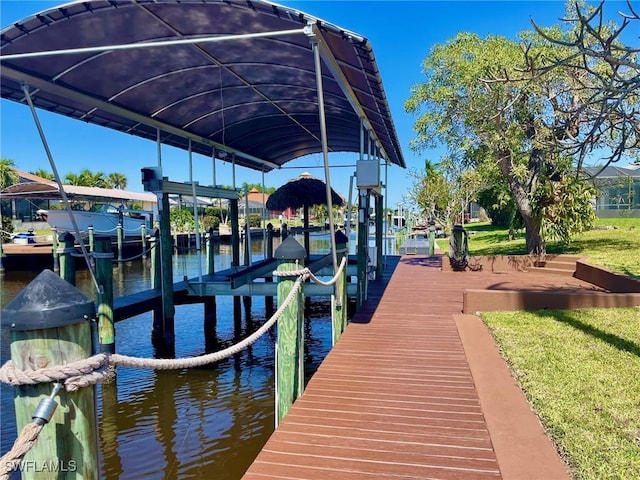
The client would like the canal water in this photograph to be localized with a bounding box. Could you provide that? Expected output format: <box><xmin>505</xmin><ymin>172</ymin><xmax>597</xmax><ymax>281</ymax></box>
<box><xmin>1</xmin><ymin>231</ymin><xmax>399</xmax><ymax>479</ymax></box>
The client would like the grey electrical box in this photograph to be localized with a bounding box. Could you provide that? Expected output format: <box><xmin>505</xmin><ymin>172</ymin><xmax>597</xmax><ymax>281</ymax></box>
<box><xmin>356</xmin><ymin>160</ymin><xmax>380</xmax><ymax>188</ymax></box>
<box><xmin>141</xmin><ymin>166</ymin><xmax>163</xmax><ymax>193</ymax></box>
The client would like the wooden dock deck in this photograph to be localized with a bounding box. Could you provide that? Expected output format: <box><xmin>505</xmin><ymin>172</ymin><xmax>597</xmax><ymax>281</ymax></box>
<box><xmin>242</xmin><ymin>253</ymin><xmax>579</xmax><ymax>480</ymax></box>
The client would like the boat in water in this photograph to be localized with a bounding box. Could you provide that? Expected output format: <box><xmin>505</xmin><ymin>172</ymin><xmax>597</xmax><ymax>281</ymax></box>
<box><xmin>37</xmin><ymin>203</ymin><xmax>153</xmax><ymax>237</ymax></box>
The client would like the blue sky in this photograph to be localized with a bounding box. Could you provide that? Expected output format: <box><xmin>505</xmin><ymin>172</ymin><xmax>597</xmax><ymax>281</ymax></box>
<box><xmin>0</xmin><ymin>1</ymin><xmax>627</xmax><ymax>208</ymax></box>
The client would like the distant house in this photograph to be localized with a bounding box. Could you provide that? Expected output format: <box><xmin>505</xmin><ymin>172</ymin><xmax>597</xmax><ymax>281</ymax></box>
<box><xmin>582</xmin><ymin>165</ymin><xmax>640</xmax><ymax>217</ymax></box>
<box><xmin>1</xmin><ymin>168</ymin><xmax>157</xmax><ymax>223</ymax></box>
<box><xmin>239</xmin><ymin>188</ymin><xmax>288</xmax><ymax>218</ymax></box>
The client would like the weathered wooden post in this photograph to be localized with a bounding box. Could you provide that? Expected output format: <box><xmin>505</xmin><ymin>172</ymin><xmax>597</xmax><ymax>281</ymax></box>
<box><xmin>116</xmin><ymin>223</ymin><xmax>123</xmax><ymax>266</ymax></box>
<box><xmin>58</xmin><ymin>231</ymin><xmax>76</xmax><ymax>286</ymax></box>
<box><xmin>51</xmin><ymin>227</ymin><xmax>59</xmax><ymax>273</ymax></box>
<box><xmin>265</xmin><ymin>223</ymin><xmax>274</xmax><ymax>317</ymax></box>
<box><xmin>204</xmin><ymin>227</ymin><xmax>217</xmax><ymax>347</ymax></box>
<box><xmin>156</xmin><ymin>194</ymin><xmax>175</xmax><ymax>354</ymax></box>
<box><xmin>141</xmin><ymin>224</ymin><xmax>147</xmax><ymax>261</ymax></box>
<box><xmin>1</xmin><ymin>270</ymin><xmax>99</xmax><ymax>479</ymax></box>
<box><xmin>274</xmin><ymin>236</ymin><xmax>306</xmax><ymax>427</ymax></box>
<box><xmin>332</xmin><ymin>230</ymin><xmax>349</xmax><ymax>345</ymax></box>
<box><xmin>150</xmin><ymin>228</ymin><xmax>161</xmax><ymax>289</ymax></box>
<box><xmin>95</xmin><ymin>236</ymin><xmax>115</xmax><ymax>353</ymax></box>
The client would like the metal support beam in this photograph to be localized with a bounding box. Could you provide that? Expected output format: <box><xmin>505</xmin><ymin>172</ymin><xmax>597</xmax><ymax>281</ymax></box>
<box><xmin>5</xmin><ymin>69</ymin><xmax>278</xmax><ymax>170</ymax></box>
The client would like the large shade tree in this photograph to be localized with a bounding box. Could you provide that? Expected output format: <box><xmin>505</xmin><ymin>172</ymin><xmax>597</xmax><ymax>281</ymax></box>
<box><xmin>532</xmin><ymin>1</ymin><xmax>639</xmax><ymax>169</ymax></box>
<box><xmin>404</xmin><ymin>4</ymin><xmax>619</xmax><ymax>254</ymax></box>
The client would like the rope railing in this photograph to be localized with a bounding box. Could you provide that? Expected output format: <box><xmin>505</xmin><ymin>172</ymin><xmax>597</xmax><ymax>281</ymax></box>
<box><xmin>0</xmin><ymin>274</ymin><xmax>303</xmax><ymax>475</ymax></box>
<box><xmin>0</xmin><ymin>255</ymin><xmax>346</xmax><ymax>472</ymax></box>
<box><xmin>273</xmin><ymin>255</ymin><xmax>346</xmax><ymax>287</ymax></box>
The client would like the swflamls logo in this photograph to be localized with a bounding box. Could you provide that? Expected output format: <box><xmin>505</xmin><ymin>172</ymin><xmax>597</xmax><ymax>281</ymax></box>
<box><xmin>5</xmin><ymin>460</ymin><xmax>78</xmax><ymax>472</ymax></box>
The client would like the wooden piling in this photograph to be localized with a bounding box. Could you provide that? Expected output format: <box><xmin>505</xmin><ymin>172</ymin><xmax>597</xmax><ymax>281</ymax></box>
<box><xmin>0</xmin><ymin>237</ymin><xmax>4</xmax><ymax>275</ymax></box>
<box><xmin>265</xmin><ymin>223</ymin><xmax>274</xmax><ymax>317</ymax></box>
<box><xmin>274</xmin><ymin>236</ymin><xmax>306</xmax><ymax>426</ymax></box>
<box><xmin>141</xmin><ymin>224</ymin><xmax>147</xmax><ymax>260</ymax></box>
<box><xmin>357</xmin><ymin>190</ymin><xmax>370</xmax><ymax>309</ymax></box>
<box><xmin>58</xmin><ymin>231</ymin><xmax>76</xmax><ymax>286</ymax></box>
<box><xmin>51</xmin><ymin>228</ymin><xmax>59</xmax><ymax>273</ymax></box>
<box><xmin>429</xmin><ymin>226</ymin><xmax>436</xmax><ymax>256</ymax></box>
<box><xmin>95</xmin><ymin>236</ymin><xmax>115</xmax><ymax>353</ymax></box>
<box><xmin>116</xmin><ymin>223</ymin><xmax>123</xmax><ymax>265</ymax></box>
<box><xmin>2</xmin><ymin>270</ymin><xmax>99</xmax><ymax>479</ymax></box>
<box><xmin>332</xmin><ymin>231</ymin><xmax>349</xmax><ymax>345</ymax></box>
<box><xmin>204</xmin><ymin>227</ymin><xmax>217</xmax><ymax>345</ymax></box>
<box><xmin>155</xmin><ymin>193</ymin><xmax>175</xmax><ymax>353</ymax></box>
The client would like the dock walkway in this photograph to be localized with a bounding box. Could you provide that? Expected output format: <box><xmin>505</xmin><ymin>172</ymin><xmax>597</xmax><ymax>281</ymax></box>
<box><xmin>242</xmin><ymin>254</ymin><xmax>582</xmax><ymax>479</ymax></box>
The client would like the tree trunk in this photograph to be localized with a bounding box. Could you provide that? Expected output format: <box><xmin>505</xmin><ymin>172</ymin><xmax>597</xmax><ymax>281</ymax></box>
<box><xmin>521</xmin><ymin>210</ymin><xmax>545</xmax><ymax>255</ymax></box>
<box><xmin>497</xmin><ymin>152</ymin><xmax>546</xmax><ymax>255</ymax></box>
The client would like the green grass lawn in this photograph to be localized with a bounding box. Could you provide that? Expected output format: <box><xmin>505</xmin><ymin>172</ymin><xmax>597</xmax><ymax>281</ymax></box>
<box><xmin>482</xmin><ymin>308</ymin><xmax>640</xmax><ymax>480</ymax></box>
<box><xmin>462</xmin><ymin>217</ymin><xmax>640</xmax><ymax>278</ymax></box>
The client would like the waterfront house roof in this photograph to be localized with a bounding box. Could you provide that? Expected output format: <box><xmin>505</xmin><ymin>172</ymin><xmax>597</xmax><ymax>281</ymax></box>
<box><xmin>0</xmin><ymin>0</ymin><xmax>405</xmax><ymax>173</ymax></box>
<box><xmin>582</xmin><ymin>165</ymin><xmax>640</xmax><ymax>179</ymax></box>
<box><xmin>2</xmin><ymin>169</ymin><xmax>157</xmax><ymax>204</ymax></box>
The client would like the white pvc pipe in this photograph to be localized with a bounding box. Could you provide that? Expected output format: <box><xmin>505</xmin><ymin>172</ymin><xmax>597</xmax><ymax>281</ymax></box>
<box><xmin>0</xmin><ymin>28</ymin><xmax>306</xmax><ymax>60</ymax></box>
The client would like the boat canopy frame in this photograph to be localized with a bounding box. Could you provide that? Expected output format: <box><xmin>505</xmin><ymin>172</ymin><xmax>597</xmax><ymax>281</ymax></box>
<box><xmin>0</xmin><ymin>0</ymin><xmax>405</xmax><ymax>173</ymax></box>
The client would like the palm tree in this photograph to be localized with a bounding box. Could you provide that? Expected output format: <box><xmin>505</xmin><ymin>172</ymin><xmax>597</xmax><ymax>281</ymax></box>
<box><xmin>78</xmin><ymin>169</ymin><xmax>107</xmax><ymax>188</ymax></box>
<box><xmin>0</xmin><ymin>158</ymin><xmax>19</xmax><ymax>188</ymax></box>
<box><xmin>64</xmin><ymin>173</ymin><xmax>82</xmax><ymax>185</ymax></box>
<box><xmin>30</xmin><ymin>169</ymin><xmax>54</xmax><ymax>180</ymax></box>
<box><xmin>107</xmin><ymin>172</ymin><xmax>127</xmax><ymax>190</ymax></box>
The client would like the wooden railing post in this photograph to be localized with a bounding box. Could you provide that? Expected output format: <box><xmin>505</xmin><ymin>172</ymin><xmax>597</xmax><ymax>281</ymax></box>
<box><xmin>274</xmin><ymin>236</ymin><xmax>306</xmax><ymax>427</ymax></box>
<box><xmin>95</xmin><ymin>236</ymin><xmax>115</xmax><ymax>353</ymax></box>
<box><xmin>332</xmin><ymin>230</ymin><xmax>349</xmax><ymax>345</ymax></box>
<box><xmin>1</xmin><ymin>270</ymin><xmax>99</xmax><ymax>479</ymax></box>
<box><xmin>58</xmin><ymin>231</ymin><xmax>76</xmax><ymax>286</ymax></box>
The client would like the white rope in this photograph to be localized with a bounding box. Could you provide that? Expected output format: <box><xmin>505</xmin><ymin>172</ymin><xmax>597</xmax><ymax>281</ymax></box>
<box><xmin>272</xmin><ymin>255</ymin><xmax>346</xmax><ymax>287</ymax></box>
<box><xmin>0</xmin><ymin>276</ymin><xmax>305</xmax><ymax>391</ymax></box>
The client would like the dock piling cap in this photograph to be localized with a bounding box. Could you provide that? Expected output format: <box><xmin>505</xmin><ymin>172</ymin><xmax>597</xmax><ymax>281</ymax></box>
<box><xmin>334</xmin><ymin>230</ymin><xmax>349</xmax><ymax>244</ymax></box>
<box><xmin>274</xmin><ymin>236</ymin><xmax>306</xmax><ymax>260</ymax></box>
<box><xmin>1</xmin><ymin>270</ymin><xmax>96</xmax><ymax>331</ymax></box>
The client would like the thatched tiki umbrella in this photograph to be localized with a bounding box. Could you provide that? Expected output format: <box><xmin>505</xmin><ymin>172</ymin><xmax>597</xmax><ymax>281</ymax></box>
<box><xmin>266</xmin><ymin>172</ymin><xmax>344</xmax><ymax>256</ymax></box>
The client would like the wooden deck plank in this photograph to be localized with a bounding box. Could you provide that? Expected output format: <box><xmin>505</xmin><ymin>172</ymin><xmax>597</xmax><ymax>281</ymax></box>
<box><xmin>242</xmin><ymin>254</ymin><xmax>573</xmax><ymax>480</ymax></box>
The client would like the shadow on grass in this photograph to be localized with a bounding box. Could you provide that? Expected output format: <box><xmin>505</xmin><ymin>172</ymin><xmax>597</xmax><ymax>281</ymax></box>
<box><xmin>537</xmin><ymin>310</ymin><xmax>640</xmax><ymax>358</ymax></box>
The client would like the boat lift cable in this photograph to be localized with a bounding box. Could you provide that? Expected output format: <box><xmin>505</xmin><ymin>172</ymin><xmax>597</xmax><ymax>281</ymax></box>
<box><xmin>20</xmin><ymin>83</ymin><xmax>102</xmax><ymax>295</ymax></box>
